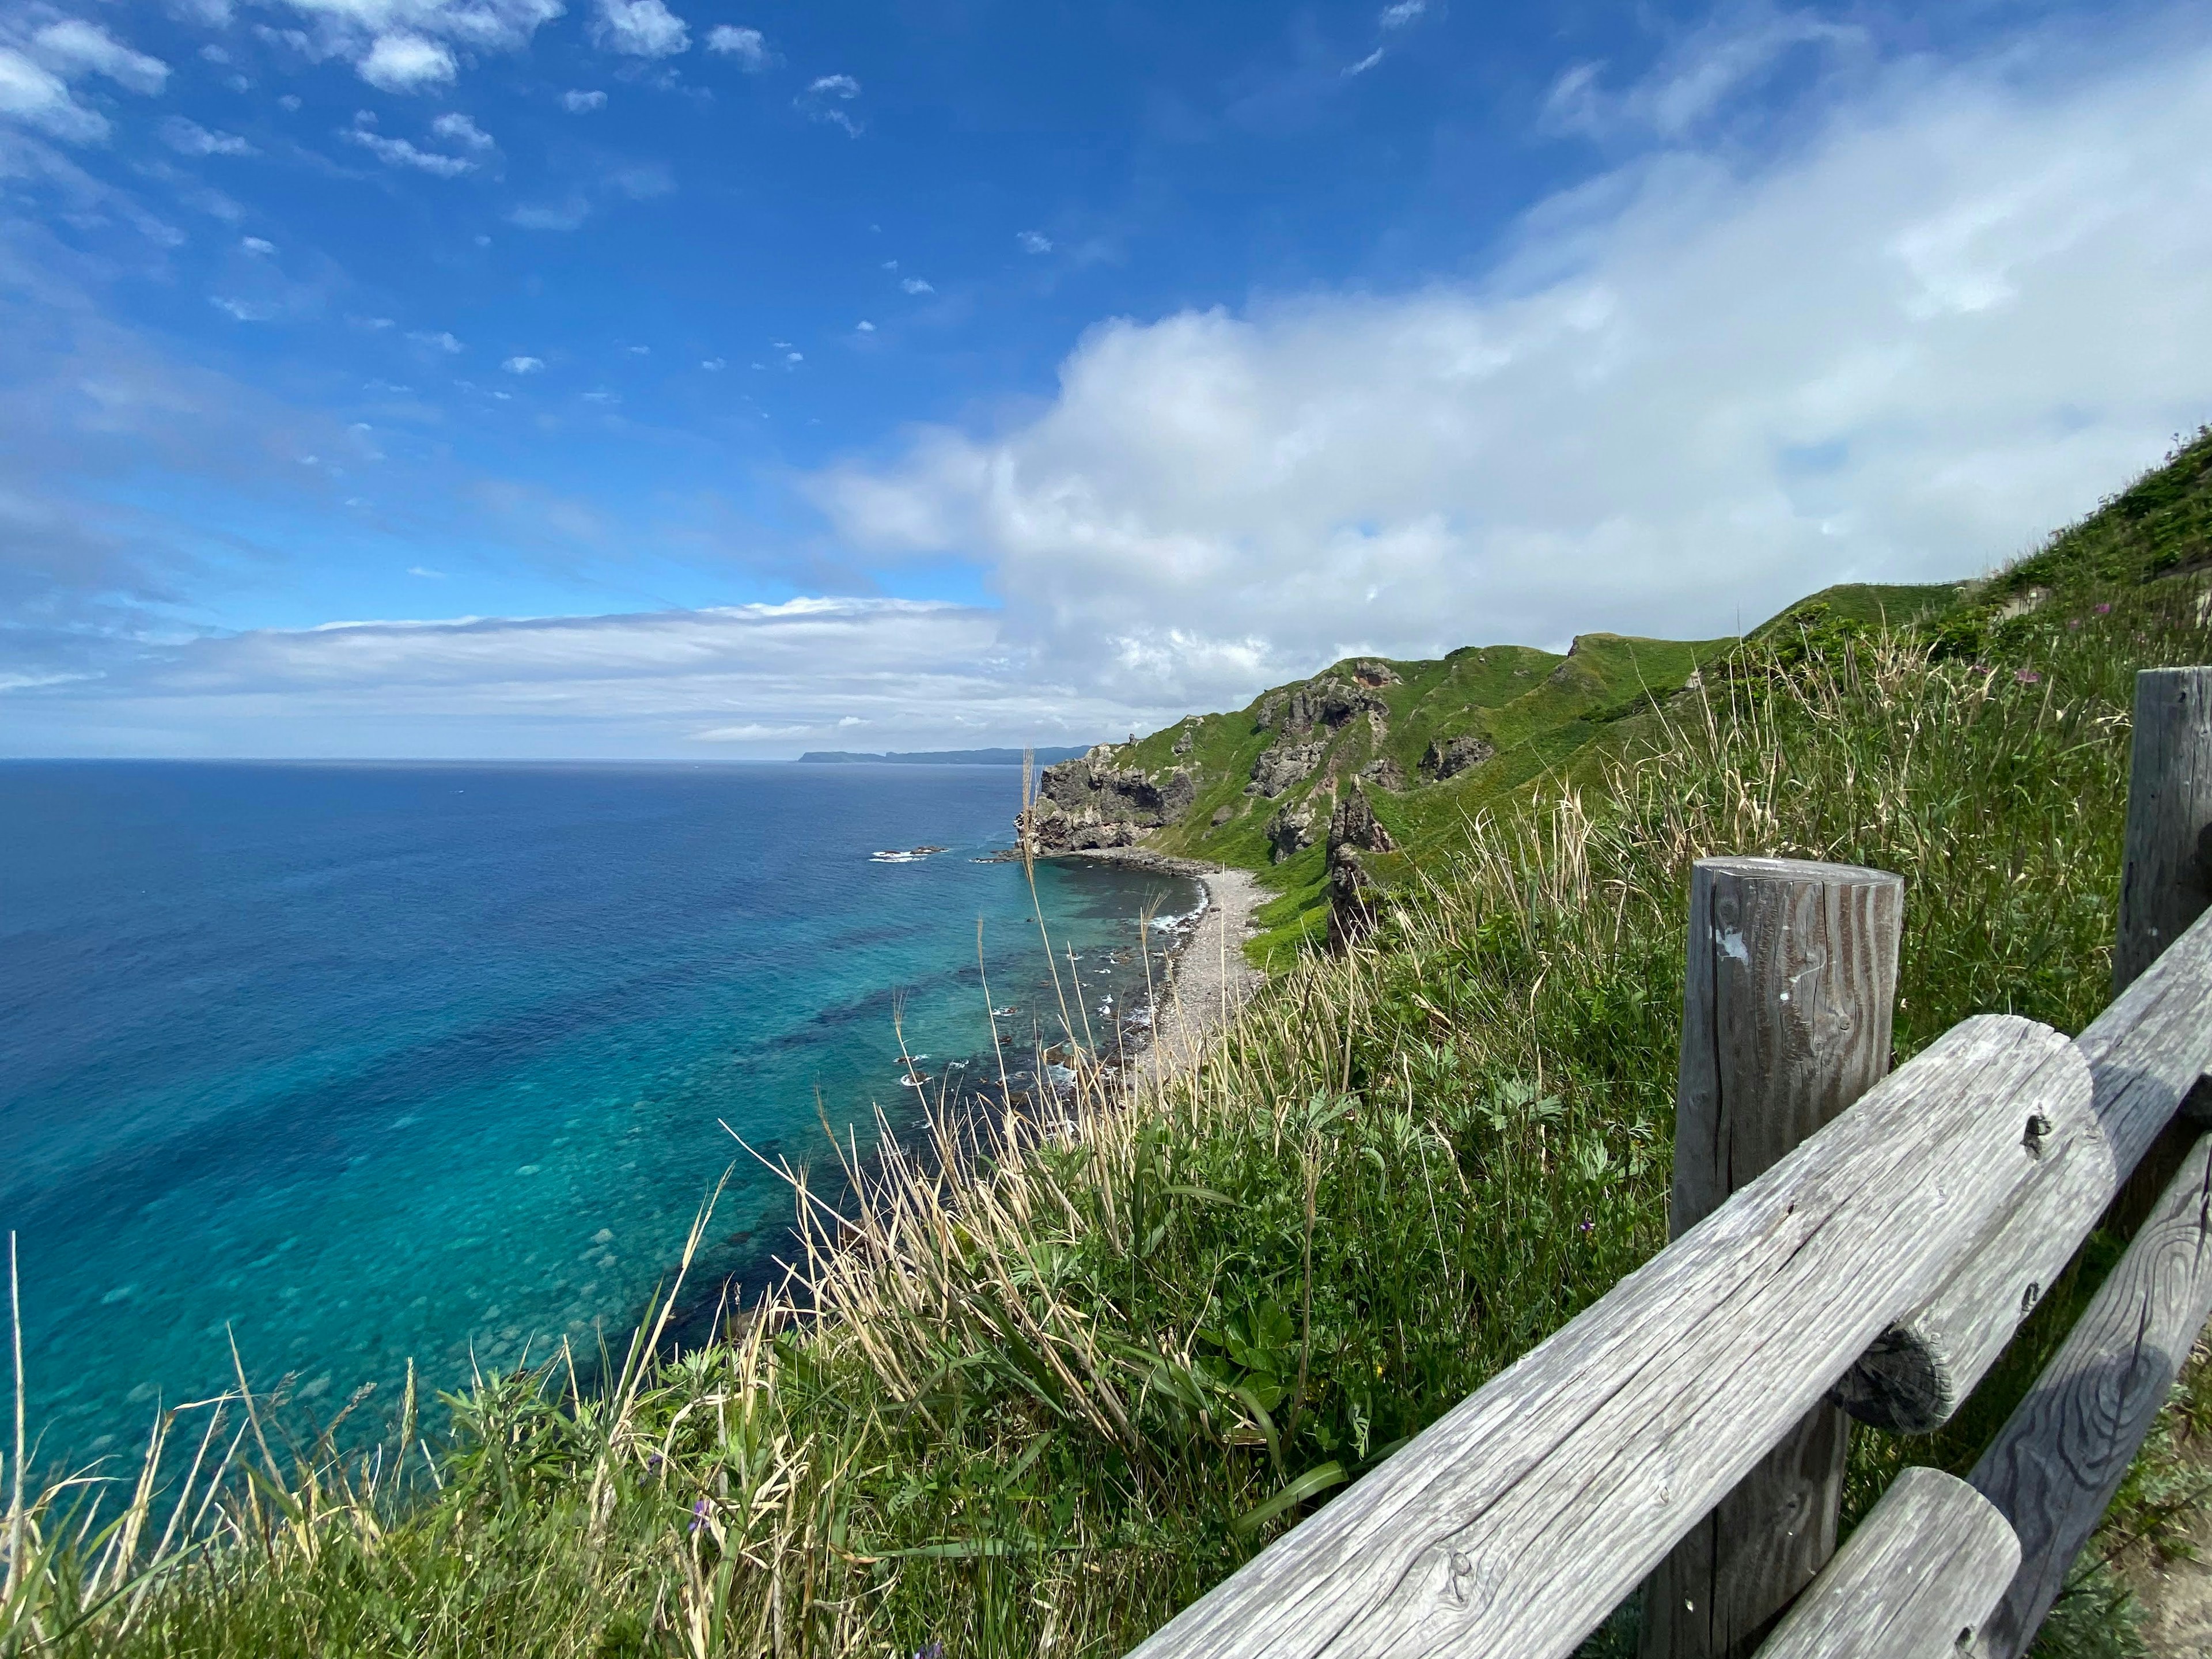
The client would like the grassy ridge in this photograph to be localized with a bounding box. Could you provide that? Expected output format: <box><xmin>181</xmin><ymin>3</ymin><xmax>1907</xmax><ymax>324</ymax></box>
<box><xmin>5</xmin><ymin>430</ymin><xmax>2212</xmax><ymax>1657</ymax></box>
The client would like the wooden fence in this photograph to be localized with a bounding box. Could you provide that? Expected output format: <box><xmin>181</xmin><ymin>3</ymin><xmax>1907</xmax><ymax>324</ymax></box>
<box><xmin>1126</xmin><ymin>666</ymin><xmax>2212</xmax><ymax>1659</ymax></box>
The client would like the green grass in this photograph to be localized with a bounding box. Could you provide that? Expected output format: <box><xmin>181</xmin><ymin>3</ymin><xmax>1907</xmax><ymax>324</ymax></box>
<box><xmin>7</xmin><ymin>429</ymin><xmax>2212</xmax><ymax>1658</ymax></box>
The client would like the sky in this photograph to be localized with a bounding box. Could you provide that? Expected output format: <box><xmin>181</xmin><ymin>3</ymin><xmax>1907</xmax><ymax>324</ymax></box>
<box><xmin>3</xmin><ymin>0</ymin><xmax>2212</xmax><ymax>757</ymax></box>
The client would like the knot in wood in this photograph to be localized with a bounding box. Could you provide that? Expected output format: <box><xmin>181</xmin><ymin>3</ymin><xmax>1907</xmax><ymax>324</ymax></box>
<box><xmin>2021</xmin><ymin>1113</ymin><xmax>2052</xmax><ymax>1157</ymax></box>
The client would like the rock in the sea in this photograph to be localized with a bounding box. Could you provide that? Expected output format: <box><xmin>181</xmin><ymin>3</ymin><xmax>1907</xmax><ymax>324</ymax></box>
<box><xmin>1419</xmin><ymin>730</ymin><xmax>1495</xmax><ymax>781</ymax></box>
<box><xmin>1247</xmin><ymin>740</ymin><xmax>1325</xmax><ymax>797</ymax></box>
<box><xmin>1266</xmin><ymin>799</ymin><xmax>1317</xmax><ymax>863</ymax></box>
<box><xmin>1015</xmin><ymin>747</ymin><xmax>1197</xmax><ymax>852</ymax></box>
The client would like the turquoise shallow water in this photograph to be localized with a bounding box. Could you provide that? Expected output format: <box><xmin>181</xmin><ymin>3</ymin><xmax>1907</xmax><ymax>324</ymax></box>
<box><xmin>0</xmin><ymin>760</ymin><xmax>1195</xmax><ymax>1467</ymax></box>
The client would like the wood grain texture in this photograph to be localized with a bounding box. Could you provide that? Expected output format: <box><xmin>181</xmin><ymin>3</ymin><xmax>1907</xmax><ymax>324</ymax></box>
<box><xmin>1752</xmin><ymin>1467</ymin><xmax>2020</xmax><ymax>1659</ymax></box>
<box><xmin>1841</xmin><ymin>904</ymin><xmax>2212</xmax><ymax>1434</ymax></box>
<box><xmin>2077</xmin><ymin>904</ymin><xmax>2212</xmax><ymax>1181</ymax></box>
<box><xmin>2115</xmin><ymin>667</ymin><xmax>2212</xmax><ymax>995</ymax></box>
<box><xmin>1832</xmin><ymin>1062</ymin><xmax>2109</xmax><ymax>1434</ymax></box>
<box><xmin>1124</xmin><ymin>1017</ymin><xmax>2086</xmax><ymax>1659</ymax></box>
<box><xmin>1969</xmin><ymin>1132</ymin><xmax>2212</xmax><ymax>1659</ymax></box>
<box><xmin>1645</xmin><ymin>858</ymin><xmax>1905</xmax><ymax>1658</ymax></box>
<box><xmin>1668</xmin><ymin>858</ymin><xmax>1906</xmax><ymax>1233</ymax></box>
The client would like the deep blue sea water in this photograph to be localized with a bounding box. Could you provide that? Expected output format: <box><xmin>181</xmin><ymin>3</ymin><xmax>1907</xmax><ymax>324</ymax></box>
<box><xmin>0</xmin><ymin>761</ymin><xmax>1195</xmax><ymax>1468</ymax></box>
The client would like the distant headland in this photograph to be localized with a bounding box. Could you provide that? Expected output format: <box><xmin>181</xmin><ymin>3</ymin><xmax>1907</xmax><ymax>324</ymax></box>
<box><xmin>796</xmin><ymin>746</ymin><xmax>1095</xmax><ymax>766</ymax></box>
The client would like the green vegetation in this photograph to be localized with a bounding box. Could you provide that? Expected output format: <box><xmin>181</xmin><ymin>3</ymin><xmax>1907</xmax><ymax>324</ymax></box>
<box><xmin>6</xmin><ymin>430</ymin><xmax>2212</xmax><ymax>1657</ymax></box>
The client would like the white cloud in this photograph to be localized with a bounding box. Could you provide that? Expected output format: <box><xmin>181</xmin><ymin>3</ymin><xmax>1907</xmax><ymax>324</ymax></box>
<box><xmin>407</xmin><ymin>565</ymin><xmax>446</xmax><ymax>578</ymax></box>
<box><xmin>627</xmin><ymin>343</ymin><xmax>649</xmax><ymax>355</ymax></box>
<box><xmin>1344</xmin><ymin>47</ymin><xmax>1384</xmax><ymax>76</ymax></box>
<box><xmin>161</xmin><ymin>115</ymin><xmax>255</xmax><ymax>155</ymax></box>
<box><xmin>509</xmin><ymin>199</ymin><xmax>589</xmax><ymax>230</ymax></box>
<box><xmin>809</xmin><ymin>23</ymin><xmax>2212</xmax><ymax>715</ymax></box>
<box><xmin>252</xmin><ymin>0</ymin><xmax>560</xmax><ymax>92</ymax></box>
<box><xmin>346</xmin><ymin>115</ymin><xmax>475</xmax><ymax>174</ymax></box>
<box><xmin>429</xmin><ymin>111</ymin><xmax>494</xmax><ymax>150</ymax></box>
<box><xmin>1016</xmin><ymin>229</ymin><xmax>1052</xmax><ymax>254</ymax></box>
<box><xmin>705</xmin><ymin>24</ymin><xmax>767</xmax><ymax>68</ymax></box>
<box><xmin>359</xmin><ymin>32</ymin><xmax>456</xmax><ymax>93</ymax></box>
<box><xmin>798</xmin><ymin>72</ymin><xmax>860</xmax><ymax>133</ymax></box>
<box><xmin>700</xmin><ymin>356</ymin><xmax>725</xmax><ymax>370</ymax></box>
<box><xmin>241</xmin><ymin>235</ymin><xmax>275</xmax><ymax>254</ymax></box>
<box><xmin>209</xmin><ymin>294</ymin><xmax>275</xmax><ymax>321</ymax></box>
<box><xmin>1544</xmin><ymin>9</ymin><xmax>1865</xmax><ymax>141</ymax></box>
<box><xmin>32</xmin><ymin>20</ymin><xmax>168</xmax><ymax>93</ymax></box>
<box><xmin>502</xmin><ymin>354</ymin><xmax>543</xmax><ymax>373</ymax></box>
<box><xmin>594</xmin><ymin>0</ymin><xmax>689</xmax><ymax>58</ymax></box>
<box><xmin>14</xmin><ymin>602</ymin><xmax>1122</xmax><ymax>759</ymax></box>
<box><xmin>1378</xmin><ymin>0</ymin><xmax>1425</xmax><ymax>25</ymax></box>
<box><xmin>408</xmin><ymin>329</ymin><xmax>464</xmax><ymax>352</ymax></box>
<box><xmin>0</xmin><ymin>48</ymin><xmax>108</xmax><ymax>141</ymax></box>
<box><xmin>854</xmin><ymin>320</ymin><xmax>874</xmax><ymax>332</ymax></box>
<box><xmin>1</xmin><ymin>22</ymin><xmax>168</xmax><ymax>143</ymax></box>
<box><xmin>900</xmin><ymin>276</ymin><xmax>933</xmax><ymax>294</ymax></box>
<box><xmin>562</xmin><ymin>88</ymin><xmax>606</xmax><ymax>111</ymax></box>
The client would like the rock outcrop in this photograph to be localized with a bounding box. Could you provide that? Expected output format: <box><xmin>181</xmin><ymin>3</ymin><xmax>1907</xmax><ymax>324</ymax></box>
<box><xmin>1359</xmin><ymin>755</ymin><xmax>1408</xmax><ymax>791</ymax></box>
<box><xmin>1266</xmin><ymin>799</ymin><xmax>1318</xmax><ymax>863</ymax></box>
<box><xmin>1325</xmin><ymin>787</ymin><xmax>1396</xmax><ymax>949</ymax></box>
<box><xmin>1255</xmin><ymin>676</ymin><xmax>1389</xmax><ymax>738</ymax></box>
<box><xmin>1247</xmin><ymin>740</ymin><xmax>1325</xmax><ymax>798</ymax></box>
<box><xmin>1017</xmin><ymin>747</ymin><xmax>1197</xmax><ymax>852</ymax></box>
<box><xmin>1419</xmin><ymin>731</ymin><xmax>1495</xmax><ymax>781</ymax></box>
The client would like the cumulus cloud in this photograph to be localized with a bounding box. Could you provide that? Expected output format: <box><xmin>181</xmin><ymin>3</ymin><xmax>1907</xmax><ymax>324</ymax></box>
<box><xmin>239</xmin><ymin>0</ymin><xmax>558</xmax><ymax>92</ymax></box>
<box><xmin>899</xmin><ymin>276</ymin><xmax>933</xmax><ymax>294</ymax></box>
<box><xmin>561</xmin><ymin>88</ymin><xmax>606</xmax><ymax>111</ymax></box>
<box><xmin>810</xmin><ymin>23</ymin><xmax>2212</xmax><ymax>714</ymax></box>
<box><xmin>705</xmin><ymin>24</ymin><xmax>767</xmax><ymax>67</ymax></box>
<box><xmin>160</xmin><ymin>115</ymin><xmax>254</xmax><ymax>155</ymax></box>
<box><xmin>594</xmin><ymin>0</ymin><xmax>689</xmax><ymax>58</ymax></box>
<box><xmin>407</xmin><ymin>329</ymin><xmax>463</xmax><ymax>352</ymax></box>
<box><xmin>501</xmin><ymin>354</ymin><xmax>543</xmax><ymax>373</ymax></box>
<box><xmin>429</xmin><ymin>110</ymin><xmax>494</xmax><ymax>150</ymax></box>
<box><xmin>345</xmin><ymin>112</ymin><xmax>475</xmax><ymax>174</ymax></box>
<box><xmin>358</xmin><ymin>32</ymin><xmax>456</xmax><ymax>92</ymax></box>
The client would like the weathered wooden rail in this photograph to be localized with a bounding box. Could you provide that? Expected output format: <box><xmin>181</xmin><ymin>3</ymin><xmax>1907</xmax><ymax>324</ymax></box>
<box><xmin>1127</xmin><ymin>666</ymin><xmax>2212</xmax><ymax>1659</ymax></box>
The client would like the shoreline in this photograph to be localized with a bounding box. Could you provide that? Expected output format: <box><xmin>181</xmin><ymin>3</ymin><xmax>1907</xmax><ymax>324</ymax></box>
<box><xmin>1047</xmin><ymin>848</ymin><xmax>1265</xmax><ymax>1095</ymax></box>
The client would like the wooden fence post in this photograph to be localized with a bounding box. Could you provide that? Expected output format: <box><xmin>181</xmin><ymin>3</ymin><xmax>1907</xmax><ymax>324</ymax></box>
<box><xmin>2114</xmin><ymin>666</ymin><xmax>2212</xmax><ymax>994</ymax></box>
<box><xmin>1637</xmin><ymin>857</ymin><xmax>1904</xmax><ymax>1659</ymax></box>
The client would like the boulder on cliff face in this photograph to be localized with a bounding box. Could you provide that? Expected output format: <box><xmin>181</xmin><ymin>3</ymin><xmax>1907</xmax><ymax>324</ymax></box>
<box><xmin>1359</xmin><ymin>755</ymin><xmax>1408</xmax><ymax>791</ymax></box>
<box><xmin>1419</xmin><ymin>731</ymin><xmax>1495</xmax><ymax>781</ymax></box>
<box><xmin>1247</xmin><ymin>740</ymin><xmax>1325</xmax><ymax>798</ymax></box>
<box><xmin>1266</xmin><ymin>800</ymin><xmax>1317</xmax><ymax>863</ymax></box>
<box><xmin>1015</xmin><ymin>749</ymin><xmax>1197</xmax><ymax>851</ymax></box>
<box><xmin>1327</xmin><ymin>788</ymin><xmax>1396</xmax><ymax>855</ymax></box>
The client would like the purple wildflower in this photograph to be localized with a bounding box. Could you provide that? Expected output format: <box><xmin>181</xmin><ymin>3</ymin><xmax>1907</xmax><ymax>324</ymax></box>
<box><xmin>2067</xmin><ymin>618</ymin><xmax>2082</xmax><ymax>630</ymax></box>
<box><xmin>691</xmin><ymin>1497</ymin><xmax>710</xmax><ymax>1536</ymax></box>
<box><xmin>1578</xmin><ymin>1217</ymin><xmax>1594</xmax><ymax>1236</ymax></box>
<box><xmin>2015</xmin><ymin>669</ymin><xmax>2041</xmax><ymax>684</ymax></box>
<box><xmin>2095</xmin><ymin>603</ymin><xmax>2112</xmax><ymax>614</ymax></box>
<box><xmin>915</xmin><ymin>1645</ymin><xmax>945</xmax><ymax>1659</ymax></box>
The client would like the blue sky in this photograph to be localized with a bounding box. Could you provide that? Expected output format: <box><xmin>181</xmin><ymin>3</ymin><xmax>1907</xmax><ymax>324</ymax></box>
<box><xmin>6</xmin><ymin>0</ymin><xmax>2212</xmax><ymax>756</ymax></box>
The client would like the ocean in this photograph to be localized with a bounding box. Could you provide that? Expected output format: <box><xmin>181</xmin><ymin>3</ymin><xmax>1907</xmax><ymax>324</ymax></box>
<box><xmin>0</xmin><ymin>760</ymin><xmax>1196</xmax><ymax>1468</ymax></box>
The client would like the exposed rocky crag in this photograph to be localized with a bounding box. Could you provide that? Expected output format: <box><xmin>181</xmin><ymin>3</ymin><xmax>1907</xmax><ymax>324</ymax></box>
<box><xmin>1247</xmin><ymin>740</ymin><xmax>1325</xmax><ymax>798</ymax></box>
<box><xmin>1419</xmin><ymin>732</ymin><xmax>1495</xmax><ymax>781</ymax></box>
<box><xmin>1266</xmin><ymin>798</ymin><xmax>1319</xmax><ymax>863</ymax></box>
<box><xmin>1017</xmin><ymin>746</ymin><xmax>1198</xmax><ymax>852</ymax></box>
<box><xmin>1325</xmin><ymin>787</ymin><xmax>1396</xmax><ymax>949</ymax></box>
<box><xmin>1256</xmin><ymin>676</ymin><xmax>1389</xmax><ymax>738</ymax></box>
